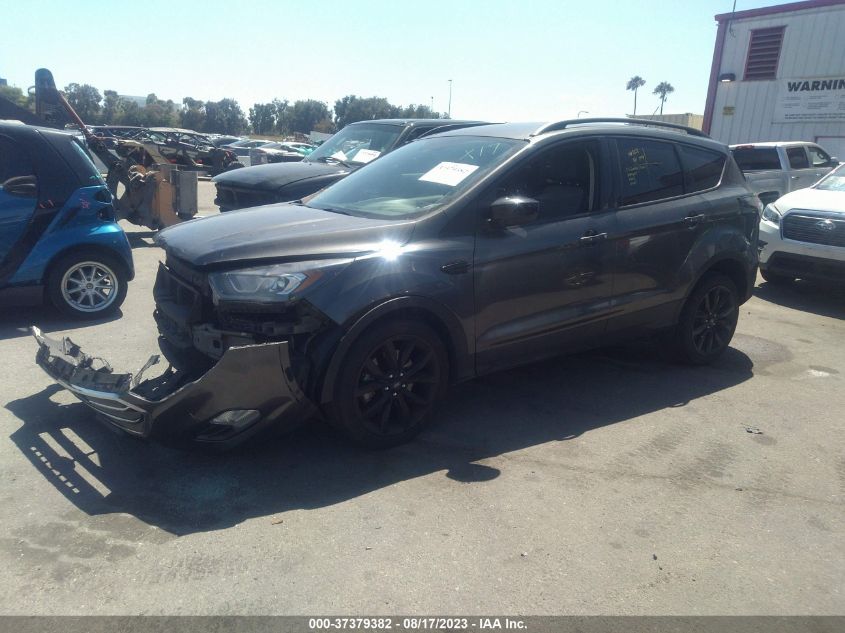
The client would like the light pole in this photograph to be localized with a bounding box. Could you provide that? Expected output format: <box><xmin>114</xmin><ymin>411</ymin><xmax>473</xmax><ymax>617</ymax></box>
<box><xmin>577</xmin><ymin>110</ymin><xmax>589</xmax><ymax>118</ymax></box>
<box><xmin>430</xmin><ymin>95</ymin><xmax>434</xmax><ymax>113</ymax></box>
<box><xmin>447</xmin><ymin>79</ymin><xmax>452</xmax><ymax>119</ymax></box>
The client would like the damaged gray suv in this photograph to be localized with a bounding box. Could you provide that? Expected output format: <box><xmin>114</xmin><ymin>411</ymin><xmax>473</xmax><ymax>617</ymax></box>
<box><xmin>34</xmin><ymin>119</ymin><xmax>760</xmax><ymax>449</ymax></box>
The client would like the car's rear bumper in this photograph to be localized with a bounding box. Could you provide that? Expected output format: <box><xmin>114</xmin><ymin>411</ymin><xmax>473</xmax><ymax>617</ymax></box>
<box><xmin>32</xmin><ymin>326</ymin><xmax>313</xmax><ymax>449</ymax></box>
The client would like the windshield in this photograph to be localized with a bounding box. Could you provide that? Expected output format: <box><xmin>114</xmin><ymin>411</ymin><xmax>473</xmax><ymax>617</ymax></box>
<box><xmin>306</xmin><ymin>135</ymin><xmax>524</xmax><ymax>219</ymax></box>
<box><xmin>306</xmin><ymin>123</ymin><xmax>403</xmax><ymax>166</ymax></box>
<box><xmin>814</xmin><ymin>164</ymin><xmax>845</xmax><ymax>191</ymax></box>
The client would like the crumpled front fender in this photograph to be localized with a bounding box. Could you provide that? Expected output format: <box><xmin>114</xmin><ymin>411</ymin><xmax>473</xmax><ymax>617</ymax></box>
<box><xmin>32</xmin><ymin>326</ymin><xmax>313</xmax><ymax>448</ymax></box>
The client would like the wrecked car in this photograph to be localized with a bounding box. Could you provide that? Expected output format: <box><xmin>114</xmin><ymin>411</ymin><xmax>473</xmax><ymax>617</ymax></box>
<box><xmin>212</xmin><ymin>118</ymin><xmax>486</xmax><ymax>212</ymax></box>
<box><xmin>34</xmin><ymin>119</ymin><xmax>758</xmax><ymax>449</ymax></box>
<box><xmin>1</xmin><ymin>121</ymin><xmax>133</xmax><ymax>317</ymax></box>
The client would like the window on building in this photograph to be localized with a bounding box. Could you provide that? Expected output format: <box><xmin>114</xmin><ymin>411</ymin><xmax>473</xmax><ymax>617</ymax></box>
<box><xmin>744</xmin><ymin>26</ymin><xmax>785</xmax><ymax>80</ymax></box>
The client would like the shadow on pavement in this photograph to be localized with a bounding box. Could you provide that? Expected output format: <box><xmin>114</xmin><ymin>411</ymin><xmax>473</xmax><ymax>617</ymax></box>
<box><xmin>754</xmin><ymin>279</ymin><xmax>845</xmax><ymax>320</ymax></box>
<box><xmin>6</xmin><ymin>343</ymin><xmax>753</xmax><ymax>536</ymax></box>
<box><xmin>0</xmin><ymin>307</ymin><xmax>123</xmax><ymax>342</ymax></box>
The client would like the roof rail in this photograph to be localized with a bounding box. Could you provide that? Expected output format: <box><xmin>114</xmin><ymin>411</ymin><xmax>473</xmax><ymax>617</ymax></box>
<box><xmin>531</xmin><ymin>117</ymin><xmax>709</xmax><ymax>138</ymax></box>
<box><xmin>416</xmin><ymin>121</ymin><xmax>493</xmax><ymax>138</ymax></box>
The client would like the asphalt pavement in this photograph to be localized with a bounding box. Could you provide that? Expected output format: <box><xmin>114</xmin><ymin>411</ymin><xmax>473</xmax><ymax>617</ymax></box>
<box><xmin>0</xmin><ymin>181</ymin><xmax>842</xmax><ymax>614</ymax></box>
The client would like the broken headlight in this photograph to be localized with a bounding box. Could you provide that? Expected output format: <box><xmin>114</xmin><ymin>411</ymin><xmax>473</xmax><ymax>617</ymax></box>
<box><xmin>208</xmin><ymin>260</ymin><xmax>348</xmax><ymax>304</ymax></box>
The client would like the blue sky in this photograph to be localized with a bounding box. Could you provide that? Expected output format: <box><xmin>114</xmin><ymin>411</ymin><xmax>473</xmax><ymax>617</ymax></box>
<box><xmin>1</xmin><ymin>0</ymin><xmax>789</xmax><ymax>121</ymax></box>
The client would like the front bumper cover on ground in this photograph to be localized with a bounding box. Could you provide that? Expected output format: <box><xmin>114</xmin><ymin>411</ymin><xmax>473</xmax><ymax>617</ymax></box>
<box><xmin>32</xmin><ymin>326</ymin><xmax>312</xmax><ymax>448</ymax></box>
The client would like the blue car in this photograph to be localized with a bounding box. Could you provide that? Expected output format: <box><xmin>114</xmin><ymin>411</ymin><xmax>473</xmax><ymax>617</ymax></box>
<box><xmin>0</xmin><ymin>121</ymin><xmax>133</xmax><ymax>318</ymax></box>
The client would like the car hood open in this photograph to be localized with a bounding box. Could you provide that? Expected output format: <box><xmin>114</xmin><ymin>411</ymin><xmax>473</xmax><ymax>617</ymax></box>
<box><xmin>155</xmin><ymin>203</ymin><xmax>415</xmax><ymax>268</ymax></box>
<box><xmin>212</xmin><ymin>160</ymin><xmax>349</xmax><ymax>191</ymax></box>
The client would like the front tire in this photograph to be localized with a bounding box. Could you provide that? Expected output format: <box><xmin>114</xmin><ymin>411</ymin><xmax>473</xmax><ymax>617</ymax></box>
<box><xmin>327</xmin><ymin>320</ymin><xmax>449</xmax><ymax>448</ymax></box>
<box><xmin>47</xmin><ymin>252</ymin><xmax>128</xmax><ymax>319</ymax></box>
<box><xmin>671</xmin><ymin>273</ymin><xmax>739</xmax><ymax>365</ymax></box>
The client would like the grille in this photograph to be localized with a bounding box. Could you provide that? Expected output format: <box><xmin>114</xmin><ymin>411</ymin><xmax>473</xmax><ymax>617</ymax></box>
<box><xmin>216</xmin><ymin>185</ymin><xmax>278</xmax><ymax>210</ymax></box>
<box><xmin>782</xmin><ymin>213</ymin><xmax>845</xmax><ymax>248</ymax></box>
<box><xmin>77</xmin><ymin>394</ymin><xmax>146</xmax><ymax>427</ymax></box>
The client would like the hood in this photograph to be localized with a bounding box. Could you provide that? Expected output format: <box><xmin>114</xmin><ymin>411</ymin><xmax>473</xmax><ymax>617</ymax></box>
<box><xmin>777</xmin><ymin>187</ymin><xmax>845</xmax><ymax>214</ymax></box>
<box><xmin>212</xmin><ymin>160</ymin><xmax>349</xmax><ymax>191</ymax></box>
<box><xmin>156</xmin><ymin>203</ymin><xmax>415</xmax><ymax>268</ymax></box>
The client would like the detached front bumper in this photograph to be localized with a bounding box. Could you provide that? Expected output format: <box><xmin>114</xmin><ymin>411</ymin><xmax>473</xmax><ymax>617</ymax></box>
<box><xmin>32</xmin><ymin>327</ymin><xmax>313</xmax><ymax>449</ymax></box>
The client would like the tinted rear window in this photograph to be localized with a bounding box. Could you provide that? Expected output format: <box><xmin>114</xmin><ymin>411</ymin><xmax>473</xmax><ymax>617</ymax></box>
<box><xmin>731</xmin><ymin>147</ymin><xmax>780</xmax><ymax>171</ymax></box>
<box><xmin>616</xmin><ymin>138</ymin><xmax>684</xmax><ymax>206</ymax></box>
<box><xmin>679</xmin><ymin>145</ymin><xmax>726</xmax><ymax>192</ymax></box>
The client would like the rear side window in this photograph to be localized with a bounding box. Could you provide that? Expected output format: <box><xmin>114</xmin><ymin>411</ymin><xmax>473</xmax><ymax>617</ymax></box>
<box><xmin>732</xmin><ymin>147</ymin><xmax>780</xmax><ymax>171</ymax></box>
<box><xmin>615</xmin><ymin>138</ymin><xmax>684</xmax><ymax>206</ymax></box>
<box><xmin>0</xmin><ymin>136</ymin><xmax>35</xmax><ymax>184</ymax></box>
<box><xmin>787</xmin><ymin>147</ymin><xmax>809</xmax><ymax>169</ymax></box>
<box><xmin>679</xmin><ymin>145</ymin><xmax>726</xmax><ymax>192</ymax></box>
<box><xmin>808</xmin><ymin>145</ymin><xmax>832</xmax><ymax>167</ymax></box>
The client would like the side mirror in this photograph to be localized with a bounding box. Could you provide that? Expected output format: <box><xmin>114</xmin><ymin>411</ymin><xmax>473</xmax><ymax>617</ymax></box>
<box><xmin>829</xmin><ymin>157</ymin><xmax>839</xmax><ymax>166</ymax></box>
<box><xmin>1</xmin><ymin>175</ymin><xmax>37</xmax><ymax>197</ymax></box>
<box><xmin>489</xmin><ymin>196</ymin><xmax>539</xmax><ymax>228</ymax></box>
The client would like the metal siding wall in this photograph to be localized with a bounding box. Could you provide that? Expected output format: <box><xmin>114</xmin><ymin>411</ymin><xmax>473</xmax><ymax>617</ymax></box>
<box><xmin>709</xmin><ymin>5</ymin><xmax>845</xmax><ymax>147</ymax></box>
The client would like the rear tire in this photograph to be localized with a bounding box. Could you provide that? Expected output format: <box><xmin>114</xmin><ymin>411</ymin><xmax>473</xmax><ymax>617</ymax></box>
<box><xmin>327</xmin><ymin>320</ymin><xmax>449</xmax><ymax>448</ymax></box>
<box><xmin>47</xmin><ymin>252</ymin><xmax>128</xmax><ymax>319</ymax></box>
<box><xmin>760</xmin><ymin>269</ymin><xmax>793</xmax><ymax>284</ymax></box>
<box><xmin>671</xmin><ymin>273</ymin><xmax>739</xmax><ymax>365</ymax></box>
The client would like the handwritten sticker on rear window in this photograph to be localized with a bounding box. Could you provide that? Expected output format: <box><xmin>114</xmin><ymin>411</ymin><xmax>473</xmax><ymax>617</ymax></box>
<box><xmin>626</xmin><ymin>147</ymin><xmax>649</xmax><ymax>186</ymax></box>
<box><xmin>419</xmin><ymin>162</ymin><xmax>479</xmax><ymax>187</ymax></box>
<box><xmin>351</xmin><ymin>148</ymin><xmax>381</xmax><ymax>164</ymax></box>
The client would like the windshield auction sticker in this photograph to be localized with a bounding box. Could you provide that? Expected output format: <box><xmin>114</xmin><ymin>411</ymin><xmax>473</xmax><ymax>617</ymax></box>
<box><xmin>351</xmin><ymin>149</ymin><xmax>381</xmax><ymax>163</ymax></box>
<box><xmin>419</xmin><ymin>161</ymin><xmax>479</xmax><ymax>186</ymax></box>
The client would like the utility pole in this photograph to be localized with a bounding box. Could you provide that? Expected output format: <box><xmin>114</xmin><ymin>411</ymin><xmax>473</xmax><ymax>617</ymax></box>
<box><xmin>430</xmin><ymin>95</ymin><xmax>434</xmax><ymax>112</ymax></box>
<box><xmin>447</xmin><ymin>79</ymin><xmax>452</xmax><ymax>119</ymax></box>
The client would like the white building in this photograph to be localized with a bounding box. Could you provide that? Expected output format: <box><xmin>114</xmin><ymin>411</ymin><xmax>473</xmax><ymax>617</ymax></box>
<box><xmin>703</xmin><ymin>0</ymin><xmax>845</xmax><ymax>158</ymax></box>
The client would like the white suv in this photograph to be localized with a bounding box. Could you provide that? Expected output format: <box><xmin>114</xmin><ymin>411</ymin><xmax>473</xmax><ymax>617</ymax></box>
<box><xmin>759</xmin><ymin>164</ymin><xmax>845</xmax><ymax>284</ymax></box>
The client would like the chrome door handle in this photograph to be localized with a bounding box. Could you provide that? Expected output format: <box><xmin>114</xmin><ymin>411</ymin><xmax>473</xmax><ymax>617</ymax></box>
<box><xmin>684</xmin><ymin>214</ymin><xmax>705</xmax><ymax>226</ymax></box>
<box><xmin>579</xmin><ymin>230</ymin><xmax>607</xmax><ymax>246</ymax></box>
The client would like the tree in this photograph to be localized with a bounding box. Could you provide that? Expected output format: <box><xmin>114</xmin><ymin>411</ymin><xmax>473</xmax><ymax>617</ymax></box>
<box><xmin>398</xmin><ymin>104</ymin><xmax>442</xmax><ymax>119</ymax></box>
<box><xmin>63</xmin><ymin>83</ymin><xmax>102</xmax><ymax>124</ymax></box>
<box><xmin>180</xmin><ymin>97</ymin><xmax>205</xmax><ymax>131</ymax></box>
<box><xmin>0</xmin><ymin>84</ymin><xmax>28</xmax><ymax>108</ymax></box>
<box><xmin>273</xmin><ymin>98</ymin><xmax>292</xmax><ymax>134</ymax></box>
<box><xmin>291</xmin><ymin>99</ymin><xmax>331</xmax><ymax>134</ymax></box>
<box><xmin>203</xmin><ymin>98</ymin><xmax>247</xmax><ymax>134</ymax></box>
<box><xmin>334</xmin><ymin>95</ymin><xmax>400</xmax><ymax>129</ymax></box>
<box><xmin>626</xmin><ymin>76</ymin><xmax>646</xmax><ymax>116</ymax></box>
<box><xmin>142</xmin><ymin>93</ymin><xmax>179</xmax><ymax>127</ymax></box>
<box><xmin>652</xmin><ymin>81</ymin><xmax>675</xmax><ymax>115</ymax></box>
<box><xmin>249</xmin><ymin>102</ymin><xmax>276</xmax><ymax>135</ymax></box>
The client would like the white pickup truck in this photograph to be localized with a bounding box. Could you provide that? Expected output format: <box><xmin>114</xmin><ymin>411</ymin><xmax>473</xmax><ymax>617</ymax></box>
<box><xmin>729</xmin><ymin>141</ymin><xmax>839</xmax><ymax>206</ymax></box>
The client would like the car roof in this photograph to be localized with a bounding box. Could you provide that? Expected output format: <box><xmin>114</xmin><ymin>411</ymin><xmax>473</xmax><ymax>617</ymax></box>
<box><xmin>348</xmin><ymin>118</ymin><xmax>485</xmax><ymax>128</ymax></box>
<box><xmin>729</xmin><ymin>141</ymin><xmax>816</xmax><ymax>148</ymax></box>
<box><xmin>429</xmin><ymin>120</ymin><xmax>724</xmax><ymax>150</ymax></box>
<box><xmin>0</xmin><ymin>120</ymin><xmax>75</xmax><ymax>140</ymax></box>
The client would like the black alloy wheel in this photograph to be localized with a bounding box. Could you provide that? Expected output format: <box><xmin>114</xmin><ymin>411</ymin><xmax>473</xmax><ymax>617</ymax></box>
<box><xmin>691</xmin><ymin>285</ymin><xmax>736</xmax><ymax>356</ymax></box>
<box><xmin>672</xmin><ymin>273</ymin><xmax>739</xmax><ymax>365</ymax></box>
<box><xmin>355</xmin><ymin>335</ymin><xmax>441</xmax><ymax>436</ymax></box>
<box><xmin>329</xmin><ymin>320</ymin><xmax>448</xmax><ymax>448</ymax></box>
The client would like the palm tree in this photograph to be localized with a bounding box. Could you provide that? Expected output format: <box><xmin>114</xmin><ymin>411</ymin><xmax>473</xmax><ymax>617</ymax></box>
<box><xmin>653</xmin><ymin>82</ymin><xmax>675</xmax><ymax>115</ymax></box>
<box><xmin>626</xmin><ymin>76</ymin><xmax>646</xmax><ymax>116</ymax></box>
